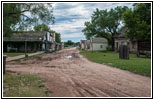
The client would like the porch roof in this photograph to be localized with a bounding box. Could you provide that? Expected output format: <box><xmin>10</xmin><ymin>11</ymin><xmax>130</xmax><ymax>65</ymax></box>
<box><xmin>3</xmin><ymin>32</ymin><xmax>45</xmax><ymax>42</ymax></box>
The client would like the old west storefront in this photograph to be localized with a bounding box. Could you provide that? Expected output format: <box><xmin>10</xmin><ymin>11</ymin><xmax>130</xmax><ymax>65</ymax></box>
<box><xmin>3</xmin><ymin>32</ymin><xmax>55</xmax><ymax>52</ymax></box>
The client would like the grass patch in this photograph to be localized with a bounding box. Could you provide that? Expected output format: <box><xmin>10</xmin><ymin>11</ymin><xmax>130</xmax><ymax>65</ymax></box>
<box><xmin>64</xmin><ymin>47</ymin><xmax>74</xmax><ymax>49</ymax></box>
<box><xmin>23</xmin><ymin>53</ymin><xmax>46</xmax><ymax>61</ymax></box>
<box><xmin>23</xmin><ymin>55</ymin><xmax>39</xmax><ymax>61</ymax></box>
<box><xmin>13</xmin><ymin>53</ymin><xmax>46</xmax><ymax>62</ymax></box>
<box><xmin>80</xmin><ymin>50</ymin><xmax>151</xmax><ymax>77</ymax></box>
<box><xmin>3</xmin><ymin>53</ymin><xmax>31</xmax><ymax>57</ymax></box>
<box><xmin>3</xmin><ymin>71</ymin><xmax>51</xmax><ymax>97</ymax></box>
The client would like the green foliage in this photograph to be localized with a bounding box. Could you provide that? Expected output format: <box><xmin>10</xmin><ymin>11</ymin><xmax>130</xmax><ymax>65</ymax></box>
<box><xmin>64</xmin><ymin>40</ymin><xmax>74</xmax><ymax>46</ymax></box>
<box><xmin>34</xmin><ymin>24</ymin><xmax>50</xmax><ymax>32</ymax></box>
<box><xmin>3</xmin><ymin>73</ymin><xmax>50</xmax><ymax>97</ymax></box>
<box><xmin>64</xmin><ymin>41</ymin><xmax>80</xmax><ymax>47</ymax></box>
<box><xmin>3</xmin><ymin>3</ymin><xmax>21</xmax><ymax>37</ymax></box>
<box><xmin>74</xmin><ymin>42</ymin><xmax>80</xmax><ymax>46</ymax></box>
<box><xmin>82</xmin><ymin>6</ymin><xmax>129</xmax><ymax>50</ymax></box>
<box><xmin>3</xmin><ymin>3</ymin><xmax>54</xmax><ymax>37</ymax></box>
<box><xmin>122</xmin><ymin>3</ymin><xmax>151</xmax><ymax>41</ymax></box>
<box><xmin>80</xmin><ymin>50</ymin><xmax>151</xmax><ymax>76</ymax></box>
<box><xmin>55</xmin><ymin>33</ymin><xmax>61</xmax><ymax>43</ymax></box>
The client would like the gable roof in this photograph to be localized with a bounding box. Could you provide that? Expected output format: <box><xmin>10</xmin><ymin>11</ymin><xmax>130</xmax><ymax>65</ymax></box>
<box><xmin>114</xmin><ymin>27</ymin><xmax>128</xmax><ymax>38</ymax></box>
<box><xmin>92</xmin><ymin>38</ymin><xmax>108</xmax><ymax>43</ymax></box>
<box><xmin>80</xmin><ymin>40</ymin><xmax>87</xmax><ymax>43</ymax></box>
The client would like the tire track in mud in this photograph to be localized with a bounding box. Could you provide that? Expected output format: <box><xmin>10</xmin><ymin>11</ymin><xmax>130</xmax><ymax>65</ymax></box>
<box><xmin>54</xmin><ymin>53</ymin><xmax>135</xmax><ymax>97</ymax></box>
<box><xmin>61</xmin><ymin>63</ymin><xmax>132</xmax><ymax>97</ymax></box>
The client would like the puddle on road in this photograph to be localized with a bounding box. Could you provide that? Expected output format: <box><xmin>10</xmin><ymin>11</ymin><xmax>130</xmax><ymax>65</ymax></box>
<box><xmin>65</xmin><ymin>53</ymin><xmax>80</xmax><ymax>59</ymax></box>
<box><xmin>65</xmin><ymin>56</ymin><xmax>72</xmax><ymax>59</ymax></box>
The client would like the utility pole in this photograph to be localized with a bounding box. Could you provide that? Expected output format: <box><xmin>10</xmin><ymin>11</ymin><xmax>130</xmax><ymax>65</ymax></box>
<box><xmin>46</xmin><ymin>32</ymin><xmax>49</xmax><ymax>52</ymax></box>
<box><xmin>25</xmin><ymin>37</ymin><xmax>28</xmax><ymax>58</ymax></box>
<box><xmin>91</xmin><ymin>38</ymin><xmax>93</xmax><ymax>53</ymax></box>
<box><xmin>3</xmin><ymin>55</ymin><xmax>7</xmax><ymax>74</ymax></box>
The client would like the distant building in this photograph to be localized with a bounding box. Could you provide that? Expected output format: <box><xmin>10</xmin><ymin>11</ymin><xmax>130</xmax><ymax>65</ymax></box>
<box><xmin>61</xmin><ymin>42</ymin><xmax>64</xmax><ymax>49</ymax></box>
<box><xmin>3</xmin><ymin>32</ymin><xmax>56</xmax><ymax>52</ymax></box>
<box><xmin>80</xmin><ymin>38</ymin><xmax>108</xmax><ymax>51</ymax></box>
<box><xmin>80</xmin><ymin>40</ymin><xmax>87</xmax><ymax>50</ymax></box>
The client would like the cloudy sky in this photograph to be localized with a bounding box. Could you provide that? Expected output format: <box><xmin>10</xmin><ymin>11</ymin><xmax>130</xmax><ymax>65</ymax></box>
<box><xmin>49</xmin><ymin>3</ymin><xmax>133</xmax><ymax>42</ymax></box>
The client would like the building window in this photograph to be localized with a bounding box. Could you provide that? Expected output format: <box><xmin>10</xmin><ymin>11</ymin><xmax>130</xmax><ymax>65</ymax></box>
<box><xmin>100</xmin><ymin>45</ymin><xmax>103</xmax><ymax>48</ymax></box>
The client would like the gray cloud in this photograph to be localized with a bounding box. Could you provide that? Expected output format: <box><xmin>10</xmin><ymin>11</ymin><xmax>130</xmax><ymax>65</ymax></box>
<box><xmin>51</xmin><ymin>3</ymin><xmax>133</xmax><ymax>42</ymax></box>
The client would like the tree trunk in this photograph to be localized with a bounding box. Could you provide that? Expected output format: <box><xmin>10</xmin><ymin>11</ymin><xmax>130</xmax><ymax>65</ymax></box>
<box><xmin>111</xmin><ymin>35</ymin><xmax>115</xmax><ymax>51</ymax></box>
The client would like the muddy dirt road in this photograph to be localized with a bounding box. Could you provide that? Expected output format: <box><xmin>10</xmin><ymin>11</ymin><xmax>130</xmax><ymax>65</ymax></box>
<box><xmin>6</xmin><ymin>48</ymin><xmax>151</xmax><ymax>97</ymax></box>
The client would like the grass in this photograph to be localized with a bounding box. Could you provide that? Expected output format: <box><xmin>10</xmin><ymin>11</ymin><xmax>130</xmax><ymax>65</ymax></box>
<box><xmin>13</xmin><ymin>53</ymin><xmax>46</xmax><ymax>62</ymax></box>
<box><xmin>64</xmin><ymin>47</ymin><xmax>74</xmax><ymax>49</ymax></box>
<box><xmin>24</xmin><ymin>53</ymin><xmax>46</xmax><ymax>60</ymax></box>
<box><xmin>23</xmin><ymin>55</ymin><xmax>40</xmax><ymax>61</ymax></box>
<box><xmin>80</xmin><ymin>50</ymin><xmax>151</xmax><ymax>77</ymax></box>
<box><xmin>3</xmin><ymin>71</ymin><xmax>51</xmax><ymax>97</ymax></box>
<box><xmin>3</xmin><ymin>53</ymin><xmax>31</xmax><ymax>57</ymax></box>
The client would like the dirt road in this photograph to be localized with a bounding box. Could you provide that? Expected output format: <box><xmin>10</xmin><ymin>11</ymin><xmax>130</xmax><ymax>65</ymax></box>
<box><xmin>6</xmin><ymin>48</ymin><xmax>151</xmax><ymax>97</ymax></box>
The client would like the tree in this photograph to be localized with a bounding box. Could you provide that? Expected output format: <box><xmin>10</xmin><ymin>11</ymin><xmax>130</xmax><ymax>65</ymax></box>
<box><xmin>74</xmin><ymin>42</ymin><xmax>80</xmax><ymax>47</ymax></box>
<box><xmin>3</xmin><ymin>3</ymin><xmax>54</xmax><ymax>37</ymax></box>
<box><xmin>82</xmin><ymin>6</ymin><xmax>128</xmax><ymax>51</ymax></box>
<box><xmin>34</xmin><ymin>24</ymin><xmax>50</xmax><ymax>32</ymax></box>
<box><xmin>55</xmin><ymin>33</ymin><xmax>61</xmax><ymax>43</ymax></box>
<box><xmin>64</xmin><ymin>40</ymin><xmax>74</xmax><ymax>46</ymax></box>
<box><xmin>3</xmin><ymin>4</ymin><xmax>21</xmax><ymax>36</ymax></box>
<box><xmin>122</xmin><ymin>3</ymin><xmax>151</xmax><ymax>41</ymax></box>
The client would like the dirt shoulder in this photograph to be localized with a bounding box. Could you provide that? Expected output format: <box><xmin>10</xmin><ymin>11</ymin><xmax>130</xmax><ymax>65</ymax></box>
<box><xmin>6</xmin><ymin>48</ymin><xmax>151</xmax><ymax>97</ymax></box>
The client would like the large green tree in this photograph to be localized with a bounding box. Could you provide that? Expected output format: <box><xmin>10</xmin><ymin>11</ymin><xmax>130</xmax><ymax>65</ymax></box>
<box><xmin>122</xmin><ymin>3</ymin><xmax>151</xmax><ymax>41</ymax></box>
<box><xmin>82</xmin><ymin>6</ymin><xmax>128</xmax><ymax>51</ymax></box>
<box><xmin>3</xmin><ymin>3</ymin><xmax>54</xmax><ymax>37</ymax></box>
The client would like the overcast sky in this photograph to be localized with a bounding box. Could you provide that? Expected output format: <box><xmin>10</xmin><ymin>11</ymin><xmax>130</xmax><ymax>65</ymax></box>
<box><xmin>49</xmin><ymin>3</ymin><xmax>133</xmax><ymax>42</ymax></box>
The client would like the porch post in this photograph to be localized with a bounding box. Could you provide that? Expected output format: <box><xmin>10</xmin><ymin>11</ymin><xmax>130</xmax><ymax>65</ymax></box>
<box><xmin>25</xmin><ymin>37</ymin><xmax>28</xmax><ymax>57</ymax></box>
<box><xmin>3</xmin><ymin>55</ymin><xmax>7</xmax><ymax>74</ymax></box>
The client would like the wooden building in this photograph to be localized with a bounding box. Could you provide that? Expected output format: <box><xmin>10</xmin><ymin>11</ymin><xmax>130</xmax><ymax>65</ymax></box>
<box><xmin>114</xmin><ymin>27</ymin><xmax>138</xmax><ymax>53</ymax></box>
<box><xmin>114</xmin><ymin>27</ymin><xmax>151</xmax><ymax>57</ymax></box>
<box><xmin>3</xmin><ymin>32</ymin><xmax>56</xmax><ymax>53</ymax></box>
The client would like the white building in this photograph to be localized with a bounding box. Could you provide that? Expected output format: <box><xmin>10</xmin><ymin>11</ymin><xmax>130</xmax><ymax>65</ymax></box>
<box><xmin>80</xmin><ymin>38</ymin><xmax>108</xmax><ymax>51</ymax></box>
<box><xmin>90</xmin><ymin>38</ymin><xmax>108</xmax><ymax>51</ymax></box>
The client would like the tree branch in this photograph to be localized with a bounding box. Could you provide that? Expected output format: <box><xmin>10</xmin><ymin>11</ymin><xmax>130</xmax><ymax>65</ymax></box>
<box><xmin>8</xmin><ymin>4</ymin><xmax>32</xmax><ymax>15</ymax></box>
<box><xmin>21</xmin><ymin>14</ymin><xmax>30</xmax><ymax>19</ymax></box>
